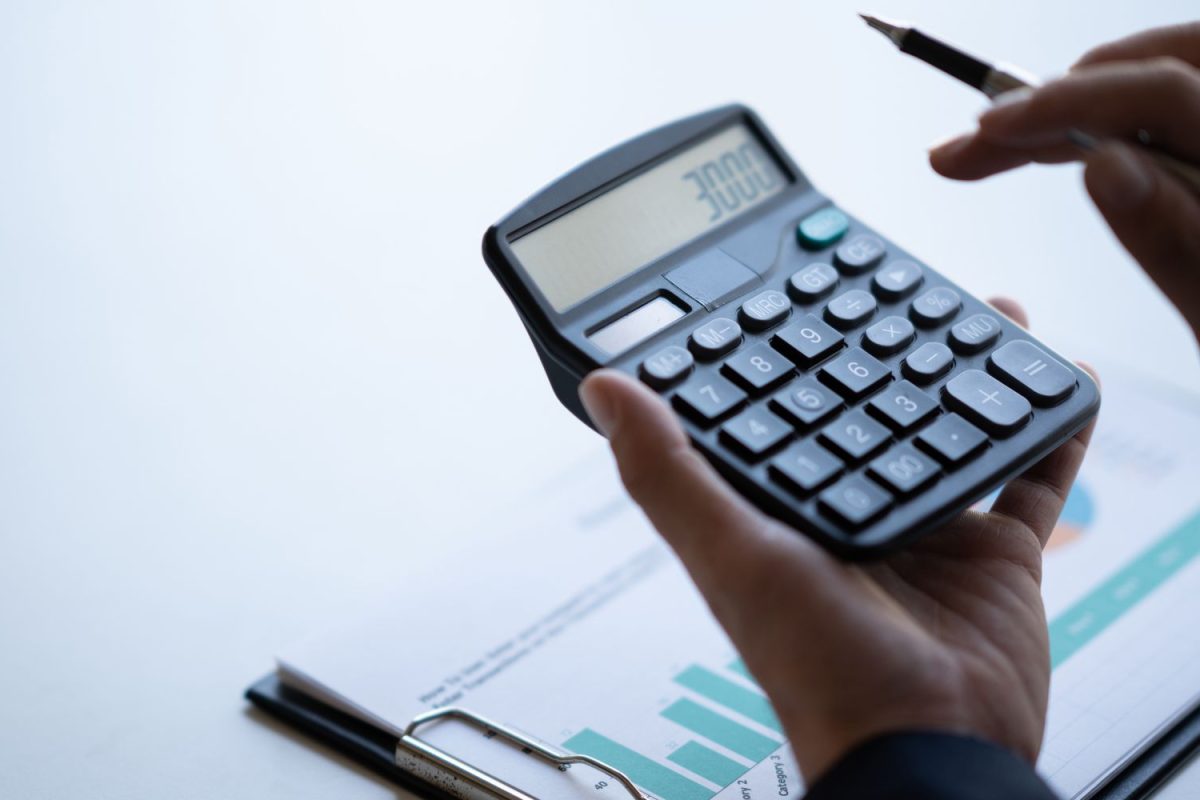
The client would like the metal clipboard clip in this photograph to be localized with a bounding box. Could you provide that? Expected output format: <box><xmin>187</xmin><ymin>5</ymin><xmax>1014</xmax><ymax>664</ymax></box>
<box><xmin>396</xmin><ymin>707</ymin><xmax>646</xmax><ymax>800</ymax></box>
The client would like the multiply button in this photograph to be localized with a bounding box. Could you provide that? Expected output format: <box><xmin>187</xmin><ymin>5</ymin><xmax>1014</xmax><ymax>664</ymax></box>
<box><xmin>911</xmin><ymin>287</ymin><xmax>962</xmax><ymax>327</ymax></box>
<box><xmin>739</xmin><ymin>289</ymin><xmax>791</xmax><ymax>331</ymax></box>
<box><xmin>834</xmin><ymin>234</ymin><xmax>887</xmax><ymax>274</ymax></box>
<box><xmin>788</xmin><ymin>263</ymin><xmax>839</xmax><ymax>302</ymax></box>
<box><xmin>949</xmin><ymin>314</ymin><xmax>1002</xmax><ymax>354</ymax></box>
<box><xmin>689</xmin><ymin>317</ymin><xmax>742</xmax><ymax>360</ymax></box>
<box><xmin>944</xmin><ymin>369</ymin><xmax>1032</xmax><ymax>436</ymax></box>
<box><xmin>825</xmin><ymin>289</ymin><xmax>877</xmax><ymax>330</ymax></box>
<box><xmin>989</xmin><ymin>340</ymin><xmax>1076</xmax><ymax>406</ymax></box>
<box><xmin>863</xmin><ymin>315</ymin><xmax>915</xmax><ymax>356</ymax></box>
<box><xmin>873</xmin><ymin>260</ymin><xmax>923</xmax><ymax>301</ymax></box>
<box><xmin>640</xmin><ymin>345</ymin><xmax>694</xmax><ymax>389</ymax></box>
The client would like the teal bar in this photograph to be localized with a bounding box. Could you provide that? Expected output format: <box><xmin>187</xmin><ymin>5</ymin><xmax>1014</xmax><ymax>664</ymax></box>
<box><xmin>728</xmin><ymin>659</ymin><xmax>756</xmax><ymax>683</ymax></box>
<box><xmin>661</xmin><ymin>698</ymin><xmax>780</xmax><ymax>762</ymax></box>
<box><xmin>668</xmin><ymin>741</ymin><xmax>747</xmax><ymax>787</ymax></box>
<box><xmin>1050</xmin><ymin>510</ymin><xmax>1200</xmax><ymax>667</ymax></box>
<box><xmin>564</xmin><ymin>729</ymin><xmax>713</xmax><ymax>800</ymax></box>
<box><xmin>674</xmin><ymin>665</ymin><xmax>782</xmax><ymax>733</ymax></box>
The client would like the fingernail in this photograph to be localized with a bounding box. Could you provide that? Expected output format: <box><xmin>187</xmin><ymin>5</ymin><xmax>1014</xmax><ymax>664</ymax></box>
<box><xmin>979</xmin><ymin>86</ymin><xmax>1034</xmax><ymax>125</ymax></box>
<box><xmin>1089</xmin><ymin>143</ymin><xmax>1154</xmax><ymax>211</ymax></box>
<box><xmin>579</xmin><ymin>378</ymin><xmax>617</xmax><ymax>437</ymax></box>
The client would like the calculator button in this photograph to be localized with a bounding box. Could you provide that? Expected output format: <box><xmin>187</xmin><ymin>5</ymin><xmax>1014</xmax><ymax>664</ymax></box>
<box><xmin>797</xmin><ymin>207</ymin><xmax>849</xmax><ymax>249</ymax></box>
<box><xmin>770</xmin><ymin>377</ymin><xmax>843</xmax><ymax>429</ymax></box>
<box><xmin>949</xmin><ymin>313</ymin><xmax>1002</xmax><ymax>354</ymax></box>
<box><xmin>868</xmin><ymin>444</ymin><xmax>941</xmax><ymax>496</ymax></box>
<box><xmin>819</xmin><ymin>475</ymin><xmax>893</xmax><ymax>529</ymax></box>
<box><xmin>674</xmin><ymin>374</ymin><xmax>747</xmax><ymax>425</ymax></box>
<box><xmin>788</xmin><ymin>263</ymin><xmax>839</xmax><ymax>302</ymax></box>
<box><xmin>863</xmin><ymin>315</ymin><xmax>915</xmax><ymax>356</ymax></box>
<box><xmin>988</xmin><ymin>340</ymin><xmax>1077</xmax><ymax>406</ymax></box>
<box><xmin>834</xmin><ymin>234</ymin><xmax>887</xmax><ymax>274</ymax></box>
<box><xmin>772</xmin><ymin>314</ymin><xmax>844</xmax><ymax>367</ymax></box>
<box><xmin>872</xmin><ymin>260</ymin><xmax>924</xmax><ymax>301</ymax></box>
<box><xmin>689</xmin><ymin>317</ymin><xmax>742</xmax><ymax>360</ymax></box>
<box><xmin>903</xmin><ymin>342</ymin><xmax>955</xmax><ymax>384</ymax></box>
<box><xmin>720</xmin><ymin>407</ymin><xmax>793</xmax><ymax>461</ymax></box>
<box><xmin>818</xmin><ymin>347</ymin><xmax>891</xmax><ymax>400</ymax></box>
<box><xmin>944</xmin><ymin>369</ymin><xmax>1032</xmax><ymax>436</ymax></box>
<box><xmin>825</xmin><ymin>289</ymin><xmax>877</xmax><ymax>330</ymax></box>
<box><xmin>640</xmin><ymin>345</ymin><xmax>694</xmax><ymax>390</ymax></box>
<box><xmin>867</xmin><ymin>380</ymin><xmax>940</xmax><ymax>432</ymax></box>
<box><xmin>739</xmin><ymin>289</ymin><xmax>791</xmax><ymax>331</ymax></box>
<box><xmin>769</xmin><ymin>441</ymin><xmax>843</xmax><ymax>496</ymax></box>
<box><xmin>722</xmin><ymin>342</ymin><xmax>795</xmax><ymax>394</ymax></box>
<box><xmin>819</xmin><ymin>409</ymin><xmax>891</xmax><ymax>463</ymax></box>
<box><xmin>916</xmin><ymin>413</ymin><xmax>988</xmax><ymax>466</ymax></box>
<box><xmin>910</xmin><ymin>287</ymin><xmax>962</xmax><ymax>327</ymax></box>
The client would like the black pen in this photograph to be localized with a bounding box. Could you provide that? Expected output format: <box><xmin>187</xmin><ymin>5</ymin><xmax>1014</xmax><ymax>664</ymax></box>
<box><xmin>859</xmin><ymin>13</ymin><xmax>1200</xmax><ymax>194</ymax></box>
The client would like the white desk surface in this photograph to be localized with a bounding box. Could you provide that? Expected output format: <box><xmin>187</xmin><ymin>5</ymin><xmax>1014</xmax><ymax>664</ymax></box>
<box><xmin>1</xmin><ymin>1</ymin><xmax>1198</xmax><ymax>797</ymax></box>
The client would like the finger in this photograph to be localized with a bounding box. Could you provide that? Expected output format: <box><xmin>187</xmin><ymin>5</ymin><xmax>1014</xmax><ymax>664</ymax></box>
<box><xmin>986</xmin><ymin>296</ymin><xmax>1029</xmax><ymax>329</ymax></box>
<box><xmin>1075</xmin><ymin>22</ymin><xmax>1200</xmax><ymax>70</ymax></box>
<box><xmin>989</xmin><ymin>364</ymin><xmax>1100</xmax><ymax>546</ymax></box>
<box><xmin>578</xmin><ymin>369</ymin><xmax>778</xmax><ymax>591</ymax></box>
<box><xmin>1083</xmin><ymin>142</ymin><xmax>1200</xmax><ymax>336</ymax></box>
<box><xmin>978</xmin><ymin>61</ymin><xmax>1200</xmax><ymax>161</ymax></box>
<box><xmin>930</xmin><ymin>132</ymin><xmax>1080</xmax><ymax>181</ymax></box>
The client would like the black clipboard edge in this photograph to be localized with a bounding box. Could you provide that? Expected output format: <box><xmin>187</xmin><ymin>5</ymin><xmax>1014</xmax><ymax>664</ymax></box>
<box><xmin>246</xmin><ymin>671</ymin><xmax>1200</xmax><ymax>800</ymax></box>
<box><xmin>245</xmin><ymin>673</ymin><xmax>457</xmax><ymax>800</ymax></box>
<box><xmin>1091</xmin><ymin>701</ymin><xmax>1200</xmax><ymax>800</ymax></box>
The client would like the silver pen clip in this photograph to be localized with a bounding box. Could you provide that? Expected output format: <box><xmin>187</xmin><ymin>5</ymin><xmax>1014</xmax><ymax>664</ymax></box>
<box><xmin>396</xmin><ymin>707</ymin><xmax>646</xmax><ymax>800</ymax></box>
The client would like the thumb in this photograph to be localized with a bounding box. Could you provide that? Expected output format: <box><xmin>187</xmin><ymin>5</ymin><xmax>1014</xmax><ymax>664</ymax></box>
<box><xmin>1084</xmin><ymin>142</ymin><xmax>1200</xmax><ymax>339</ymax></box>
<box><xmin>578</xmin><ymin>369</ymin><xmax>772</xmax><ymax>595</ymax></box>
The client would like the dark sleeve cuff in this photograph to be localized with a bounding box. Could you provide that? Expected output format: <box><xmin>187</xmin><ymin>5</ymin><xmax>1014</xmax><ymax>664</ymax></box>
<box><xmin>803</xmin><ymin>732</ymin><xmax>1060</xmax><ymax>800</ymax></box>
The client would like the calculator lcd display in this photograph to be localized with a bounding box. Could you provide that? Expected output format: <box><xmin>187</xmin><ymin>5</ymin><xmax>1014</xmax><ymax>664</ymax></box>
<box><xmin>510</xmin><ymin>123</ymin><xmax>789</xmax><ymax>313</ymax></box>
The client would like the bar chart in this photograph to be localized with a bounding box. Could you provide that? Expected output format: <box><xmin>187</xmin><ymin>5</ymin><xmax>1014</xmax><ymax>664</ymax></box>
<box><xmin>564</xmin><ymin>661</ymin><xmax>783</xmax><ymax>800</ymax></box>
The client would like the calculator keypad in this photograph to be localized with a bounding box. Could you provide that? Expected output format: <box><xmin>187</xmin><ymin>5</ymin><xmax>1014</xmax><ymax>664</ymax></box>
<box><xmin>607</xmin><ymin>205</ymin><xmax>1094</xmax><ymax>556</ymax></box>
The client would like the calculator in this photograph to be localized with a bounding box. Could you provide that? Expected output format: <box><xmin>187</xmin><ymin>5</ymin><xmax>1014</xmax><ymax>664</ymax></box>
<box><xmin>483</xmin><ymin>105</ymin><xmax>1100</xmax><ymax>559</ymax></box>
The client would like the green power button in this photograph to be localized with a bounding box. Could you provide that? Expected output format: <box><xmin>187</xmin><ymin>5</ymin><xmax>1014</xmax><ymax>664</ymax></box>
<box><xmin>796</xmin><ymin>207</ymin><xmax>849</xmax><ymax>250</ymax></box>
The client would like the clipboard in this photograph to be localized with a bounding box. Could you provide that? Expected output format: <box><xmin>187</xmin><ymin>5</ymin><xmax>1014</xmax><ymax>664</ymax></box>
<box><xmin>246</xmin><ymin>673</ymin><xmax>1200</xmax><ymax>800</ymax></box>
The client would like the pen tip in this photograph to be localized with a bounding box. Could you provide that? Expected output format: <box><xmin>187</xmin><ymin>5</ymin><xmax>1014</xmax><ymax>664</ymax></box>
<box><xmin>857</xmin><ymin>12</ymin><xmax>907</xmax><ymax>44</ymax></box>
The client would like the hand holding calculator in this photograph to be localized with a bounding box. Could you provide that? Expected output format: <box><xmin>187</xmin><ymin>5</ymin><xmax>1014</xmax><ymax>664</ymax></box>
<box><xmin>483</xmin><ymin>105</ymin><xmax>1099</xmax><ymax>558</ymax></box>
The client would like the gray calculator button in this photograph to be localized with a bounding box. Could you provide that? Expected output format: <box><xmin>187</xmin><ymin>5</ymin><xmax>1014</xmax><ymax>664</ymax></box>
<box><xmin>863</xmin><ymin>315</ymin><xmax>915</xmax><ymax>356</ymax></box>
<box><xmin>674</xmin><ymin>374</ymin><xmax>746</xmax><ymax>425</ymax></box>
<box><xmin>723</xmin><ymin>342</ymin><xmax>795</xmax><ymax>395</ymax></box>
<box><xmin>819</xmin><ymin>409</ymin><xmax>891</xmax><ymax>463</ymax></box>
<box><xmin>788</xmin><ymin>263</ymin><xmax>839</xmax><ymax>302</ymax></box>
<box><xmin>720</xmin><ymin>406</ymin><xmax>793</xmax><ymax>461</ymax></box>
<box><xmin>949</xmin><ymin>313</ymin><xmax>1002</xmax><ymax>354</ymax></box>
<box><xmin>739</xmin><ymin>289</ymin><xmax>791</xmax><ymax>331</ymax></box>
<box><xmin>834</xmin><ymin>234</ymin><xmax>887</xmax><ymax>274</ymax></box>
<box><xmin>640</xmin><ymin>345</ymin><xmax>694</xmax><ymax>390</ymax></box>
<box><xmin>825</xmin><ymin>289</ymin><xmax>878</xmax><ymax>330</ymax></box>
<box><xmin>916</xmin><ymin>413</ymin><xmax>988</xmax><ymax>466</ymax></box>
<box><xmin>903</xmin><ymin>342</ymin><xmax>954</xmax><ymax>384</ymax></box>
<box><xmin>911</xmin><ymin>287</ymin><xmax>962</xmax><ymax>327</ymax></box>
<box><xmin>770</xmin><ymin>377</ymin><xmax>843</xmax><ymax>429</ymax></box>
<box><xmin>872</xmin><ymin>260</ymin><xmax>923</xmax><ymax>300</ymax></box>
<box><xmin>944</xmin><ymin>369</ymin><xmax>1032</xmax><ymax>436</ymax></box>
<box><xmin>819</xmin><ymin>475</ymin><xmax>892</xmax><ymax>529</ymax></box>
<box><xmin>770</xmin><ymin>440</ymin><xmax>843</xmax><ymax>496</ymax></box>
<box><xmin>689</xmin><ymin>317</ymin><xmax>742</xmax><ymax>360</ymax></box>
<box><xmin>772</xmin><ymin>314</ymin><xmax>844</xmax><ymax>367</ymax></box>
<box><xmin>989</xmin><ymin>340</ymin><xmax>1076</xmax><ymax>406</ymax></box>
<box><xmin>868</xmin><ymin>444</ymin><xmax>941</xmax><ymax>496</ymax></box>
<box><xmin>819</xmin><ymin>347</ymin><xmax>891</xmax><ymax>400</ymax></box>
<box><xmin>867</xmin><ymin>380</ymin><xmax>940</xmax><ymax>432</ymax></box>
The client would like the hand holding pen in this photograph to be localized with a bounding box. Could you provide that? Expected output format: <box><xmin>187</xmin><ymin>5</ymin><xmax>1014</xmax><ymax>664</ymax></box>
<box><xmin>865</xmin><ymin>18</ymin><xmax>1200</xmax><ymax>345</ymax></box>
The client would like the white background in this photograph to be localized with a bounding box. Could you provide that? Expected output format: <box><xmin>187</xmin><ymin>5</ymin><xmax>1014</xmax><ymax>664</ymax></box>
<box><xmin>1</xmin><ymin>1</ymin><xmax>1198</xmax><ymax>797</ymax></box>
